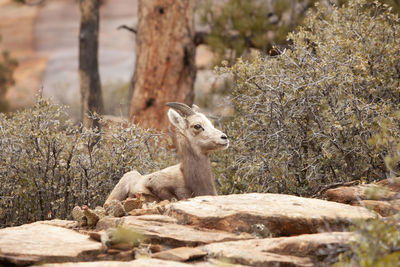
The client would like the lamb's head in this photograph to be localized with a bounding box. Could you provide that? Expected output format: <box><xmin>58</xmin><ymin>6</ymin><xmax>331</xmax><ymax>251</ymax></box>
<box><xmin>166</xmin><ymin>102</ymin><xmax>229</xmax><ymax>155</ymax></box>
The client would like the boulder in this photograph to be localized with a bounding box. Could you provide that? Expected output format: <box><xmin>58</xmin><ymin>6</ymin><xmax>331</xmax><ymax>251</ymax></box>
<box><xmin>0</xmin><ymin>221</ymin><xmax>102</xmax><ymax>265</ymax></box>
<box><xmin>358</xmin><ymin>199</ymin><xmax>400</xmax><ymax>217</ymax></box>
<box><xmin>323</xmin><ymin>184</ymin><xmax>374</xmax><ymax>204</ymax></box>
<box><xmin>376</xmin><ymin>177</ymin><xmax>400</xmax><ymax>192</ymax></box>
<box><xmin>167</xmin><ymin>193</ymin><xmax>376</xmax><ymax>236</ymax></box>
<box><xmin>323</xmin><ymin>177</ymin><xmax>400</xmax><ymax>216</ymax></box>
<box><xmin>96</xmin><ymin>215</ymin><xmax>253</xmax><ymax>247</ymax></box>
<box><xmin>199</xmin><ymin>232</ymin><xmax>354</xmax><ymax>267</ymax></box>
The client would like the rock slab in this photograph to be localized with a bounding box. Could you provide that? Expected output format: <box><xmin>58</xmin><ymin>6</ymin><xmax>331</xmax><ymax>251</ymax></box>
<box><xmin>199</xmin><ymin>232</ymin><xmax>354</xmax><ymax>267</ymax></box>
<box><xmin>0</xmin><ymin>221</ymin><xmax>102</xmax><ymax>265</ymax></box>
<box><xmin>0</xmin><ymin>193</ymin><xmax>373</xmax><ymax>266</ymax></box>
<box><xmin>323</xmin><ymin>177</ymin><xmax>400</xmax><ymax>216</ymax></box>
<box><xmin>167</xmin><ymin>193</ymin><xmax>376</xmax><ymax>236</ymax></box>
<box><xmin>96</xmin><ymin>215</ymin><xmax>253</xmax><ymax>247</ymax></box>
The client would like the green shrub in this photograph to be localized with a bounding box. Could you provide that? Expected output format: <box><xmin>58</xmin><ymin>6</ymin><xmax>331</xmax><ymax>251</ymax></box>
<box><xmin>335</xmin><ymin>215</ymin><xmax>400</xmax><ymax>267</ymax></box>
<box><xmin>0</xmin><ymin>98</ymin><xmax>175</xmax><ymax>227</ymax></box>
<box><xmin>215</xmin><ymin>0</ymin><xmax>400</xmax><ymax>196</ymax></box>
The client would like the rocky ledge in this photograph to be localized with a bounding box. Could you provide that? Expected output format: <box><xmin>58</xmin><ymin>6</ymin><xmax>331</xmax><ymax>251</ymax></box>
<box><xmin>0</xmin><ymin>193</ymin><xmax>378</xmax><ymax>266</ymax></box>
<box><xmin>322</xmin><ymin>177</ymin><xmax>400</xmax><ymax>217</ymax></box>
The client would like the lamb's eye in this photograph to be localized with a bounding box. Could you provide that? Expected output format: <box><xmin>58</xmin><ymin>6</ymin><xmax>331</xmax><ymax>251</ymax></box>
<box><xmin>193</xmin><ymin>124</ymin><xmax>203</xmax><ymax>130</ymax></box>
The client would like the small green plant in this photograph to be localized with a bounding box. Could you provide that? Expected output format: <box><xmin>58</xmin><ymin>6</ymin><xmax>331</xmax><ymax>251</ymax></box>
<box><xmin>335</xmin><ymin>215</ymin><xmax>400</xmax><ymax>267</ymax></box>
<box><xmin>0</xmin><ymin>98</ymin><xmax>175</xmax><ymax>228</ymax></box>
<box><xmin>106</xmin><ymin>226</ymin><xmax>145</xmax><ymax>248</ymax></box>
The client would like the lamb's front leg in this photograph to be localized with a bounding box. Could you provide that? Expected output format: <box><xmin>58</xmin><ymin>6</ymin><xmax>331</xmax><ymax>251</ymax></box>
<box><xmin>104</xmin><ymin>170</ymin><xmax>142</xmax><ymax>206</ymax></box>
<box><xmin>144</xmin><ymin>171</ymin><xmax>191</xmax><ymax>201</ymax></box>
<box><xmin>144</xmin><ymin>173</ymin><xmax>178</xmax><ymax>200</ymax></box>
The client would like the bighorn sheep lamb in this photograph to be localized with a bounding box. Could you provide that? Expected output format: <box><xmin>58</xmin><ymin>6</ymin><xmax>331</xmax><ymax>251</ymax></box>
<box><xmin>104</xmin><ymin>102</ymin><xmax>229</xmax><ymax>205</ymax></box>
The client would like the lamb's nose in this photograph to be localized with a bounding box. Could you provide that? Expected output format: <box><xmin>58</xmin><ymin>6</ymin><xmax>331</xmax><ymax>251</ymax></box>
<box><xmin>221</xmin><ymin>134</ymin><xmax>228</xmax><ymax>140</ymax></box>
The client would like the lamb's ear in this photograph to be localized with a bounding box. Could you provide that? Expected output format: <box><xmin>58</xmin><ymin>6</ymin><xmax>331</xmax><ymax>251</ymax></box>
<box><xmin>168</xmin><ymin>109</ymin><xmax>186</xmax><ymax>131</ymax></box>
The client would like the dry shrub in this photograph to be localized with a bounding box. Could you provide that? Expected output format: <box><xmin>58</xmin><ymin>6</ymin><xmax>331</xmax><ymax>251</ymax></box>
<box><xmin>0</xmin><ymin>99</ymin><xmax>175</xmax><ymax>227</ymax></box>
<box><xmin>215</xmin><ymin>0</ymin><xmax>400</xmax><ymax>196</ymax></box>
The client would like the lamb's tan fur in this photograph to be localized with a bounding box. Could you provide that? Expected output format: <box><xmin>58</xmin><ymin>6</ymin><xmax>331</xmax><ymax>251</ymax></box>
<box><xmin>104</xmin><ymin>103</ymin><xmax>229</xmax><ymax>205</ymax></box>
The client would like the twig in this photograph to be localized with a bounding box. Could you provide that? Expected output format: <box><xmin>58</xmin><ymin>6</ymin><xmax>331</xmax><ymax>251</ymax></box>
<box><xmin>117</xmin><ymin>25</ymin><xmax>137</xmax><ymax>34</ymax></box>
<box><xmin>390</xmin><ymin>247</ymin><xmax>400</xmax><ymax>253</ymax></box>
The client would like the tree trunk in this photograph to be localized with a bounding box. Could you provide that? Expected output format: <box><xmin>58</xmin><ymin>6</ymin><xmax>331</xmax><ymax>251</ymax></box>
<box><xmin>129</xmin><ymin>0</ymin><xmax>196</xmax><ymax>131</ymax></box>
<box><xmin>79</xmin><ymin>0</ymin><xmax>104</xmax><ymax>129</ymax></box>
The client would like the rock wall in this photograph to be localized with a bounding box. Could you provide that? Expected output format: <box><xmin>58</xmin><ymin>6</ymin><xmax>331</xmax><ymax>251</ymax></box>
<box><xmin>0</xmin><ymin>193</ymin><xmax>377</xmax><ymax>266</ymax></box>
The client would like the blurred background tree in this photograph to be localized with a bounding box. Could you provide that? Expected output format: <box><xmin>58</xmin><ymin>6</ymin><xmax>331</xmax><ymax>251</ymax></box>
<box><xmin>0</xmin><ymin>38</ymin><xmax>18</xmax><ymax>113</ymax></box>
<box><xmin>128</xmin><ymin>0</ymin><xmax>196</xmax><ymax>131</ymax></box>
<box><xmin>197</xmin><ymin>0</ymin><xmax>400</xmax><ymax>67</ymax></box>
<box><xmin>79</xmin><ymin>0</ymin><xmax>104</xmax><ymax>129</ymax></box>
<box><xmin>197</xmin><ymin>0</ymin><xmax>317</xmax><ymax>65</ymax></box>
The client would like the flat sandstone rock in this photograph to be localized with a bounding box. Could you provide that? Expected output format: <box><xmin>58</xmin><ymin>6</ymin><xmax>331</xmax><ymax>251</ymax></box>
<box><xmin>0</xmin><ymin>193</ymin><xmax>375</xmax><ymax>266</ymax></box>
<box><xmin>199</xmin><ymin>232</ymin><xmax>354</xmax><ymax>267</ymax></box>
<box><xmin>167</xmin><ymin>193</ymin><xmax>376</xmax><ymax>236</ymax></box>
<box><xmin>323</xmin><ymin>178</ymin><xmax>400</xmax><ymax>216</ymax></box>
<box><xmin>0</xmin><ymin>221</ymin><xmax>102</xmax><ymax>265</ymax></box>
<box><xmin>96</xmin><ymin>215</ymin><xmax>252</xmax><ymax>247</ymax></box>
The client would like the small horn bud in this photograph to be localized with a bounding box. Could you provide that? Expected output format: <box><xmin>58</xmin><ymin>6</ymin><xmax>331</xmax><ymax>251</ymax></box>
<box><xmin>166</xmin><ymin>102</ymin><xmax>195</xmax><ymax>117</ymax></box>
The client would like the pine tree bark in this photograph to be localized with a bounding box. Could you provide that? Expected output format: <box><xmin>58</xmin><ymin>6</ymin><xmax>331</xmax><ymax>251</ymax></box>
<box><xmin>79</xmin><ymin>0</ymin><xmax>104</xmax><ymax>129</ymax></box>
<box><xmin>129</xmin><ymin>0</ymin><xmax>196</xmax><ymax>130</ymax></box>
